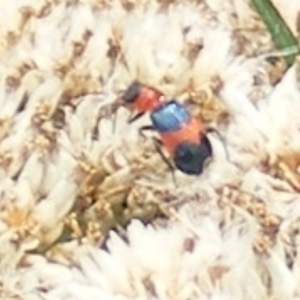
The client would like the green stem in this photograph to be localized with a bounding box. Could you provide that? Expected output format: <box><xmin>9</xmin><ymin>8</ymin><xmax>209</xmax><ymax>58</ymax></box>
<box><xmin>251</xmin><ymin>0</ymin><xmax>299</xmax><ymax>67</ymax></box>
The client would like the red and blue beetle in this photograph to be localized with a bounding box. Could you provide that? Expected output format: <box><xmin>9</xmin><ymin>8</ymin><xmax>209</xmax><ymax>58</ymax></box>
<box><xmin>121</xmin><ymin>81</ymin><xmax>220</xmax><ymax>176</ymax></box>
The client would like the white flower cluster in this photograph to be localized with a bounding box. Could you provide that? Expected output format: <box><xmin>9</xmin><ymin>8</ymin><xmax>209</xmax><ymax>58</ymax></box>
<box><xmin>0</xmin><ymin>0</ymin><xmax>299</xmax><ymax>299</ymax></box>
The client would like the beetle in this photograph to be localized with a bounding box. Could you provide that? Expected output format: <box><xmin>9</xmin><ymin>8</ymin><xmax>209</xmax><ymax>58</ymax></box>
<box><xmin>122</xmin><ymin>81</ymin><xmax>220</xmax><ymax>176</ymax></box>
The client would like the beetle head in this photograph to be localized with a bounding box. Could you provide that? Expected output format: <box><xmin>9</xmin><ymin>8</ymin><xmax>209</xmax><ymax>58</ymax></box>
<box><xmin>122</xmin><ymin>81</ymin><xmax>142</xmax><ymax>104</ymax></box>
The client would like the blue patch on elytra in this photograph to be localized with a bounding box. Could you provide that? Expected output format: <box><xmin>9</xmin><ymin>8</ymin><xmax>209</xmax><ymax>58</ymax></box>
<box><xmin>150</xmin><ymin>100</ymin><xmax>191</xmax><ymax>132</ymax></box>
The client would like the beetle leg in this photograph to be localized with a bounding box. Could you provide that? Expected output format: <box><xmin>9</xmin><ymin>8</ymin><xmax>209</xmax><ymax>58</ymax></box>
<box><xmin>138</xmin><ymin>125</ymin><xmax>155</xmax><ymax>139</ymax></box>
<box><xmin>138</xmin><ymin>127</ymin><xmax>178</xmax><ymax>186</ymax></box>
<box><xmin>152</xmin><ymin>137</ymin><xmax>177</xmax><ymax>186</ymax></box>
<box><xmin>128</xmin><ymin>112</ymin><xmax>144</xmax><ymax>123</ymax></box>
<box><xmin>206</xmin><ymin>127</ymin><xmax>231</xmax><ymax>162</ymax></box>
<box><xmin>138</xmin><ymin>126</ymin><xmax>175</xmax><ymax>172</ymax></box>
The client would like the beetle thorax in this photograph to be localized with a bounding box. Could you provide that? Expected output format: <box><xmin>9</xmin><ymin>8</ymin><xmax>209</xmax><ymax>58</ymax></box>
<box><xmin>136</xmin><ymin>89</ymin><xmax>163</xmax><ymax>113</ymax></box>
